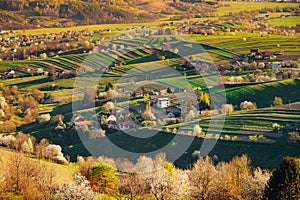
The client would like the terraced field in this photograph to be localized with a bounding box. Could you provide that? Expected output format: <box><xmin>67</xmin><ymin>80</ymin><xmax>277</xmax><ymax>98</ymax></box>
<box><xmin>1</xmin><ymin>34</ymin><xmax>299</xmax><ymax>170</ymax></box>
<box><xmin>0</xmin><ymin>36</ymin><xmax>240</xmax><ymax>77</ymax></box>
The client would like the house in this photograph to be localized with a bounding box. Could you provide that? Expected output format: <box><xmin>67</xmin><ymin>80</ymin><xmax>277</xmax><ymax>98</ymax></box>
<box><xmin>7</xmin><ymin>70</ymin><xmax>15</xmax><ymax>78</ymax></box>
<box><xmin>107</xmin><ymin>114</ymin><xmax>117</xmax><ymax>128</ymax></box>
<box><xmin>250</xmin><ymin>49</ymin><xmax>259</xmax><ymax>55</ymax></box>
<box><xmin>71</xmin><ymin>113</ymin><xmax>96</xmax><ymax>129</ymax></box>
<box><xmin>71</xmin><ymin>113</ymin><xmax>86</xmax><ymax>124</ymax></box>
<box><xmin>35</xmin><ymin>68</ymin><xmax>44</xmax><ymax>76</ymax></box>
<box><xmin>157</xmin><ymin>98</ymin><xmax>170</xmax><ymax>108</ymax></box>
<box><xmin>150</xmin><ymin>95</ymin><xmax>158</xmax><ymax>105</ymax></box>
<box><xmin>173</xmin><ymin>88</ymin><xmax>186</xmax><ymax>93</ymax></box>
<box><xmin>118</xmin><ymin>121</ymin><xmax>136</xmax><ymax>131</ymax></box>
<box><xmin>165</xmin><ymin>112</ymin><xmax>175</xmax><ymax>119</ymax></box>
<box><xmin>271</xmin><ymin>62</ymin><xmax>281</xmax><ymax>71</ymax></box>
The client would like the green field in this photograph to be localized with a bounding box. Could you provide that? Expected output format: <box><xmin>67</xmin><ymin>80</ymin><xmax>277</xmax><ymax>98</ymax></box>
<box><xmin>224</xmin><ymin>78</ymin><xmax>300</xmax><ymax>108</ymax></box>
<box><xmin>268</xmin><ymin>16</ymin><xmax>300</xmax><ymax>27</ymax></box>
<box><xmin>216</xmin><ymin>2</ymin><xmax>298</xmax><ymax>16</ymax></box>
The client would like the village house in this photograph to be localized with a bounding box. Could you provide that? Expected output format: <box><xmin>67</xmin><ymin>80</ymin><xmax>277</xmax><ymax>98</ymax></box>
<box><xmin>118</xmin><ymin>121</ymin><xmax>137</xmax><ymax>131</ymax></box>
<box><xmin>71</xmin><ymin>113</ymin><xmax>97</xmax><ymax>130</ymax></box>
<box><xmin>157</xmin><ymin>98</ymin><xmax>170</xmax><ymax>108</ymax></box>
<box><xmin>7</xmin><ymin>70</ymin><xmax>15</xmax><ymax>78</ymax></box>
<box><xmin>249</xmin><ymin>49</ymin><xmax>274</xmax><ymax>60</ymax></box>
<box><xmin>271</xmin><ymin>62</ymin><xmax>281</xmax><ymax>71</ymax></box>
<box><xmin>165</xmin><ymin>112</ymin><xmax>175</xmax><ymax>119</ymax></box>
<box><xmin>107</xmin><ymin>114</ymin><xmax>117</xmax><ymax>129</ymax></box>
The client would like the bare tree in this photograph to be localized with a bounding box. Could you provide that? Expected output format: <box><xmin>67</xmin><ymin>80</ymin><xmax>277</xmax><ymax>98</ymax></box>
<box><xmin>188</xmin><ymin>157</ymin><xmax>217</xmax><ymax>200</ymax></box>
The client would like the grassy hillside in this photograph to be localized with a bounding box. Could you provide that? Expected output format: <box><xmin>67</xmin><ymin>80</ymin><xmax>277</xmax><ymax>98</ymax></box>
<box><xmin>224</xmin><ymin>78</ymin><xmax>300</xmax><ymax>108</ymax></box>
<box><xmin>0</xmin><ymin>148</ymin><xmax>77</xmax><ymax>184</ymax></box>
<box><xmin>216</xmin><ymin>2</ymin><xmax>298</xmax><ymax>16</ymax></box>
<box><xmin>268</xmin><ymin>16</ymin><xmax>300</xmax><ymax>27</ymax></box>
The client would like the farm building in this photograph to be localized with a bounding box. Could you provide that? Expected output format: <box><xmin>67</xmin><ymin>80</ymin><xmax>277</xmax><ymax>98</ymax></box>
<box><xmin>107</xmin><ymin>115</ymin><xmax>117</xmax><ymax>128</ymax></box>
<box><xmin>165</xmin><ymin>112</ymin><xmax>175</xmax><ymax>119</ymax></box>
<box><xmin>157</xmin><ymin>98</ymin><xmax>170</xmax><ymax>108</ymax></box>
<box><xmin>71</xmin><ymin>113</ymin><xmax>97</xmax><ymax>129</ymax></box>
<box><xmin>7</xmin><ymin>70</ymin><xmax>15</xmax><ymax>78</ymax></box>
<box><xmin>119</xmin><ymin>121</ymin><xmax>136</xmax><ymax>130</ymax></box>
<box><xmin>271</xmin><ymin>62</ymin><xmax>281</xmax><ymax>71</ymax></box>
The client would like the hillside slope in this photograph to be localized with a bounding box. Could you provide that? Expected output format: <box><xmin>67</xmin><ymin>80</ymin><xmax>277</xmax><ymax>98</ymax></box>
<box><xmin>0</xmin><ymin>147</ymin><xmax>77</xmax><ymax>184</ymax></box>
<box><xmin>0</xmin><ymin>0</ymin><xmax>212</xmax><ymax>29</ymax></box>
<box><xmin>225</xmin><ymin>78</ymin><xmax>300</xmax><ymax>108</ymax></box>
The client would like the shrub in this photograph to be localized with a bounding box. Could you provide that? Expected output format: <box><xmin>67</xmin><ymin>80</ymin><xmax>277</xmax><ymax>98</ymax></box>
<box><xmin>232</xmin><ymin>136</ymin><xmax>238</xmax><ymax>141</ymax></box>
<box><xmin>273</xmin><ymin>96</ymin><xmax>283</xmax><ymax>106</ymax></box>
<box><xmin>90</xmin><ymin>163</ymin><xmax>118</xmax><ymax>194</ymax></box>
<box><xmin>38</xmin><ymin>114</ymin><xmax>51</xmax><ymax>123</ymax></box>
<box><xmin>240</xmin><ymin>101</ymin><xmax>257</xmax><ymax>110</ymax></box>
<box><xmin>224</xmin><ymin>135</ymin><xmax>231</xmax><ymax>140</ymax></box>
<box><xmin>0</xmin><ymin>121</ymin><xmax>16</xmax><ymax>133</ymax></box>
<box><xmin>45</xmin><ymin>144</ymin><xmax>68</xmax><ymax>164</ymax></box>
<box><xmin>221</xmin><ymin>104</ymin><xmax>234</xmax><ymax>114</ymax></box>
<box><xmin>193</xmin><ymin>125</ymin><xmax>202</xmax><ymax>136</ymax></box>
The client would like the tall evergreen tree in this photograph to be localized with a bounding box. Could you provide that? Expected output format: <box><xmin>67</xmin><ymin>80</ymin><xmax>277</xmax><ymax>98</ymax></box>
<box><xmin>264</xmin><ymin>157</ymin><xmax>300</xmax><ymax>200</ymax></box>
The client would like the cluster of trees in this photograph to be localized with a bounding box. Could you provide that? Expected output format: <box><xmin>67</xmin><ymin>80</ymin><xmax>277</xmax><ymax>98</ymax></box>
<box><xmin>240</xmin><ymin>101</ymin><xmax>257</xmax><ymax>111</ymax></box>
<box><xmin>0</xmin><ymin>132</ymin><xmax>68</xmax><ymax>164</ymax></box>
<box><xmin>0</xmin><ymin>0</ymin><xmax>162</xmax><ymax>29</ymax></box>
<box><xmin>75</xmin><ymin>153</ymin><xmax>300</xmax><ymax>200</ymax></box>
<box><xmin>0</xmin><ymin>86</ymin><xmax>45</xmax><ymax>132</ymax></box>
<box><xmin>1</xmin><ymin>153</ymin><xmax>57</xmax><ymax>199</ymax></box>
<box><xmin>1</xmin><ymin>142</ymin><xmax>299</xmax><ymax>200</ymax></box>
<box><xmin>1</xmin><ymin>153</ymin><xmax>94</xmax><ymax>200</ymax></box>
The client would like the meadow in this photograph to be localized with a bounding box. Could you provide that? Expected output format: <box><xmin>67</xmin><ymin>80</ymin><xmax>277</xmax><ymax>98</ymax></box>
<box><xmin>216</xmin><ymin>2</ymin><xmax>298</xmax><ymax>16</ymax></box>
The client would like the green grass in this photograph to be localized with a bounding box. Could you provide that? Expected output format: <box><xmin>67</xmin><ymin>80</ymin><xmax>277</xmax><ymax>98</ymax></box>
<box><xmin>224</xmin><ymin>78</ymin><xmax>300</xmax><ymax>108</ymax></box>
<box><xmin>268</xmin><ymin>16</ymin><xmax>300</xmax><ymax>27</ymax></box>
<box><xmin>191</xmin><ymin>32</ymin><xmax>299</xmax><ymax>54</ymax></box>
<box><xmin>216</xmin><ymin>2</ymin><xmax>298</xmax><ymax>16</ymax></box>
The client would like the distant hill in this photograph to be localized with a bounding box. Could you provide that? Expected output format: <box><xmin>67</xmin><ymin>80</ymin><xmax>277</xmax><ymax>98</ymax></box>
<box><xmin>0</xmin><ymin>0</ymin><xmax>214</xmax><ymax>30</ymax></box>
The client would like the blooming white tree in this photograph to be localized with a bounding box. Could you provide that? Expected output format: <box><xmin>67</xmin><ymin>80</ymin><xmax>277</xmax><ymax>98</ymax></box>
<box><xmin>221</xmin><ymin>104</ymin><xmax>234</xmax><ymax>114</ymax></box>
<box><xmin>45</xmin><ymin>144</ymin><xmax>68</xmax><ymax>164</ymax></box>
<box><xmin>55</xmin><ymin>174</ymin><xmax>96</xmax><ymax>200</ymax></box>
<box><xmin>240</xmin><ymin>101</ymin><xmax>257</xmax><ymax>110</ymax></box>
<box><xmin>193</xmin><ymin>125</ymin><xmax>202</xmax><ymax>136</ymax></box>
<box><xmin>242</xmin><ymin>168</ymin><xmax>271</xmax><ymax>200</ymax></box>
<box><xmin>0</xmin><ymin>134</ymin><xmax>16</xmax><ymax>148</ymax></box>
